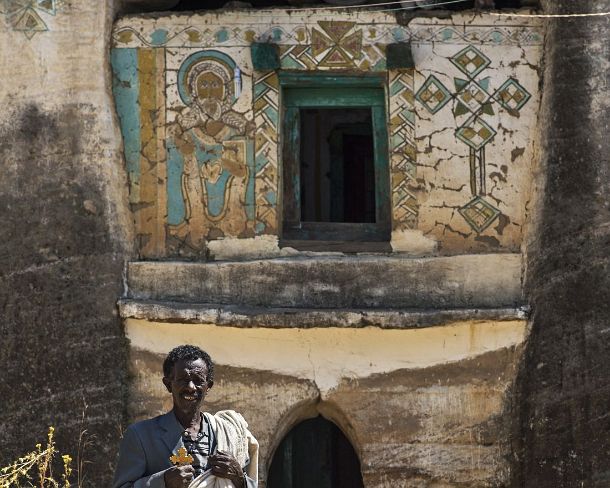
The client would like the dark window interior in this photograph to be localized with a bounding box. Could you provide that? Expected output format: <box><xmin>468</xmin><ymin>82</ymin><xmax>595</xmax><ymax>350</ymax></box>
<box><xmin>300</xmin><ymin>108</ymin><xmax>376</xmax><ymax>224</ymax></box>
<box><xmin>172</xmin><ymin>1</ymin><xmax>531</xmax><ymax>11</ymax></box>
<box><xmin>268</xmin><ymin>416</ymin><xmax>364</xmax><ymax>488</ymax></box>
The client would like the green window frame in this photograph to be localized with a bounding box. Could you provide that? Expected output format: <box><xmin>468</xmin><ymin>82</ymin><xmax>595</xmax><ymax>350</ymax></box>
<box><xmin>280</xmin><ymin>73</ymin><xmax>391</xmax><ymax>244</ymax></box>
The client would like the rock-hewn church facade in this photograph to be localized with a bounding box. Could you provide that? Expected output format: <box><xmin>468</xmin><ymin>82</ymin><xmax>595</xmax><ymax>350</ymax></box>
<box><xmin>0</xmin><ymin>1</ymin><xmax>608</xmax><ymax>486</ymax></box>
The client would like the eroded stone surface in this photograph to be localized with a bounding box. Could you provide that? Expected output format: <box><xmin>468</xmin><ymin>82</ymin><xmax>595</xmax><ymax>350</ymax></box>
<box><xmin>126</xmin><ymin>254</ymin><xmax>524</xmax><ymax>309</ymax></box>
<box><xmin>512</xmin><ymin>1</ymin><xmax>610</xmax><ymax>486</ymax></box>
<box><xmin>130</xmin><ymin>345</ymin><xmax>522</xmax><ymax>487</ymax></box>
<box><xmin>0</xmin><ymin>2</ymin><xmax>133</xmax><ymax>485</ymax></box>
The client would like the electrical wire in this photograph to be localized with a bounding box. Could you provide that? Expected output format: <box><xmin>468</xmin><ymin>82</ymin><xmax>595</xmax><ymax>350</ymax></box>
<box><xmin>281</xmin><ymin>0</ymin><xmax>610</xmax><ymax>18</ymax></box>
<box><xmin>489</xmin><ymin>10</ymin><xmax>610</xmax><ymax>18</ymax></box>
<box><xmin>284</xmin><ymin>0</ymin><xmax>422</xmax><ymax>12</ymax></box>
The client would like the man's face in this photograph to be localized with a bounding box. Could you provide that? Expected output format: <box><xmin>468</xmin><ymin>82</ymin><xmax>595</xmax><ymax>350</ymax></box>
<box><xmin>163</xmin><ymin>358</ymin><xmax>210</xmax><ymax>413</ymax></box>
<box><xmin>196</xmin><ymin>72</ymin><xmax>225</xmax><ymax>101</ymax></box>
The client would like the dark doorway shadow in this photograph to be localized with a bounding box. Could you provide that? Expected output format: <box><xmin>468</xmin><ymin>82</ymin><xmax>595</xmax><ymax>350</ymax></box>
<box><xmin>268</xmin><ymin>416</ymin><xmax>364</xmax><ymax>488</ymax></box>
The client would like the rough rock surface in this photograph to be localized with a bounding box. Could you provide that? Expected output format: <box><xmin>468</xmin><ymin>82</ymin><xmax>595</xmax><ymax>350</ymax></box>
<box><xmin>512</xmin><ymin>1</ymin><xmax>610</xmax><ymax>486</ymax></box>
<box><xmin>131</xmin><ymin>346</ymin><xmax>522</xmax><ymax>487</ymax></box>
<box><xmin>0</xmin><ymin>2</ymin><xmax>133</xmax><ymax>485</ymax></box>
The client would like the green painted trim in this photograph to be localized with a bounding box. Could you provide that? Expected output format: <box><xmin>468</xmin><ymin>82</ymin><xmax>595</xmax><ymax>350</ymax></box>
<box><xmin>251</xmin><ymin>42</ymin><xmax>280</xmax><ymax>71</ymax></box>
<box><xmin>371</xmin><ymin>105</ymin><xmax>391</xmax><ymax>226</ymax></box>
<box><xmin>386</xmin><ymin>42</ymin><xmax>415</xmax><ymax>69</ymax></box>
<box><xmin>283</xmin><ymin>106</ymin><xmax>301</xmax><ymax>224</ymax></box>
<box><xmin>284</xmin><ymin>88</ymin><xmax>384</xmax><ymax>107</ymax></box>
<box><xmin>279</xmin><ymin>72</ymin><xmax>384</xmax><ymax>88</ymax></box>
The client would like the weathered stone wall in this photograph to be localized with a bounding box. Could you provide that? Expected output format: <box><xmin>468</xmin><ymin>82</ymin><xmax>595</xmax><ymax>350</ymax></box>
<box><xmin>512</xmin><ymin>1</ymin><xmax>610</xmax><ymax>486</ymax></box>
<box><xmin>0</xmin><ymin>1</ymin><xmax>133</xmax><ymax>485</ymax></box>
<box><xmin>111</xmin><ymin>7</ymin><xmax>545</xmax><ymax>487</ymax></box>
<box><xmin>5</xmin><ymin>1</ymin><xmax>608</xmax><ymax>486</ymax></box>
<box><xmin>127</xmin><ymin>321</ymin><xmax>526</xmax><ymax>487</ymax></box>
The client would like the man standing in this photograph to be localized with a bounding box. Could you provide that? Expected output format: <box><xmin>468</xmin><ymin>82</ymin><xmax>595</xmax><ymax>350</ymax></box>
<box><xmin>113</xmin><ymin>345</ymin><xmax>258</xmax><ymax>488</ymax></box>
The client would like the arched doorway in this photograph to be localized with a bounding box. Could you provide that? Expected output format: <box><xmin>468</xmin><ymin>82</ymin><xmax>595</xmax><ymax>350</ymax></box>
<box><xmin>268</xmin><ymin>416</ymin><xmax>364</xmax><ymax>488</ymax></box>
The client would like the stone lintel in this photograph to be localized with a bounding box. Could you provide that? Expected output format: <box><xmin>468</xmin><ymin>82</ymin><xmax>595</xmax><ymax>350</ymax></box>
<box><xmin>119</xmin><ymin>298</ymin><xmax>528</xmax><ymax>329</ymax></box>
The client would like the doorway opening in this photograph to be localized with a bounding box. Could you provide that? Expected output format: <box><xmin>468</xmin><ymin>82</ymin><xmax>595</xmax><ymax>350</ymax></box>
<box><xmin>267</xmin><ymin>416</ymin><xmax>364</xmax><ymax>488</ymax></box>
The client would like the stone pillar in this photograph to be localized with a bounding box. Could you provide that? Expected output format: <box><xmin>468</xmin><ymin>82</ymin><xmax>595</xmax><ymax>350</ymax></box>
<box><xmin>513</xmin><ymin>1</ymin><xmax>610</xmax><ymax>486</ymax></box>
<box><xmin>0</xmin><ymin>1</ymin><xmax>133</xmax><ymax>484</ymax></box>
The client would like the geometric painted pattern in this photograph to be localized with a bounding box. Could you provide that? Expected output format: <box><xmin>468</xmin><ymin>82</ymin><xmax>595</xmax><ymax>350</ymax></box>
<box><xmin>111</xmin><ymin>21</ymin><xmax>544</xmax><ymax>50</ymax></box>
<box><xmin>454</xmin><ymin>79</ymin><xmax>493</xmax><ymax>115</ymax></box>
<box><xmin>495</xmin><ymin>78</ymin><xmax>531</xmax><ymax>112</ymax></box>
<box><xmin>456</xmin><ymin>118</ymin><xmax>497</xmax><ymax>151</ymax></box>
<box><xmin>415</xmin><ymin>75</ymin><xmax>451</xmax><ymax>114</ymax></box>
<box><xmin>389</xmin><ymin>69</ymin><xmax>418</xmax><ymax>230</ymax></box>
<box><xmin>253</xmin><ymin>71</ymin><xmax>280</xmax><ymax>235</ymax></box>
<box><xmin>280</xmin><ymin>21</ymin><xmax>385</xmax><ymax>72</ymax></box>
<box><xmin>458</xmin><ymin>196</ymin><xmax>500</xmax><ymax>233</ymax></box>
<box><xmin>1</xmin><ymin>0</ymin><xmax>57</xmax><ymax>39</ymax></box>
<box><xmin>311</xmin><ymin>21</ymin><xmax>363</xmax><ymax>68</ymax></box>
<box><xmin>450</xmin><ymin>45</ymin><xmax>491</xmax><ymax>78</ymax></box>
<box><xmin>416</xmin><ymin>44</ymin><xmax>532</xmax><ymax>233</ymax></box>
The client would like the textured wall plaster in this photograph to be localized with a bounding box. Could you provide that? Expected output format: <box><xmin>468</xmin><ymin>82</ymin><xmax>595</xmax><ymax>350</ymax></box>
<box><xmin>0</xmin><ymin>1</ymin><xmax>133</xmax><ymax>485</ymax></box>
<box><xmin>111</xmin><ymin>10</ymin><xmax>543</xmax><ymax>259</ymax></box>
<box><xmin>128</xmin><ymin>329</ymin><xmax>525</xmax><ymax>487</ymax></box>
<box><xmin>207</xmin><ymin>235</ymin><xmax>281</xmax><ymax>260</ymax></box>
<box><xmin>126</xmin><ymin>253</ymin><xmax>524</xmax><ymax>309</ymax></box>
<box><xmin>125</xmin><ymin>319</ymin><xmax>526</xmax><ymax>393</ymax></box>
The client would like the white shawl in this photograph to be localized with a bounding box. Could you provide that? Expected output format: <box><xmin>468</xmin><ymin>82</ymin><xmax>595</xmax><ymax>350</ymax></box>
<box><xmin>188</xmin><ymin>410</ymin><xmax>258</xmax><ymax>488</ymax></box>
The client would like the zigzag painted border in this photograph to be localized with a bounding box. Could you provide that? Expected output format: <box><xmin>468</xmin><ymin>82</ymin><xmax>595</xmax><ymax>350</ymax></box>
<box><xmin>253</xmin><ymin>71</ymin><xmax>279</xmax><ymax>235</ymax></box>
<box><xmin>389</xmin><ymin>69</ymin><xmax>418</xmax><ymax>230</ymax></box>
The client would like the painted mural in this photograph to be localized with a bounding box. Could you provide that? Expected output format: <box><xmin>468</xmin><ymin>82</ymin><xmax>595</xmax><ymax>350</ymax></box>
<box><xmin>1</xmin><ymin>0</ymin><xmax>60</xmax><ymax>39</ymax></box>
<box><xmin>111</xmin><ymin>10</ymin><xmax>543</xmax><ymax>257</ymax></box>
<box><xmin>167</xmin><ymin>50</ymin><xmax>255</xmax><ymax>249</ymax></box>
<box><xmin>415</xmin><ymin>45</ymin><xmax>532</xmax><ymax>234</ymax></box>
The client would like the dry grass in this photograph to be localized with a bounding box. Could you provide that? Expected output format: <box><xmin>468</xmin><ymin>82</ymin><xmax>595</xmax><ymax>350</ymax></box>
<box><xmin>0</xmin><ymin>427</ymin><xmax>74</xmax><ymax>488</ymax></box>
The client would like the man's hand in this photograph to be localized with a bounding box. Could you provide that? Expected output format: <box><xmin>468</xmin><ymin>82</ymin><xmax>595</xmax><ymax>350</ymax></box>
<box><xmin>164</xmin><ymin>465</ymin><xmax>195</xmax><ymax>488</ymax></box>
<box><xmin>209</xmin><ymin>451</ymin><xmax>245</xmax><ymax>488</ymax></box>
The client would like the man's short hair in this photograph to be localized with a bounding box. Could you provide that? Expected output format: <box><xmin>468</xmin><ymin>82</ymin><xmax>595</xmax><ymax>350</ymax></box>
<box><xmin>163</xmin><ymin>344</ymin><xmax>215</xmax><ymax>384</ymax></box>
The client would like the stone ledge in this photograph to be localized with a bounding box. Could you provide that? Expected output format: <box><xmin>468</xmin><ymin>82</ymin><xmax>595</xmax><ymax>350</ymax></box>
<box><xmin>126</xmin><ymin>254</ymin><xmax>524</xmax><ymax>309</ymax></box>
<box><xmin>119</xmin><ymin>298</ymin><xmax>528</xmax><ymax>329</ymax></box>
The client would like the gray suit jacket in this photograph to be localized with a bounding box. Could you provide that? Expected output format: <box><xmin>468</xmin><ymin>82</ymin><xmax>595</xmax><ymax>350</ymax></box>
<box><xmin>113</xmin><ymin>411</ymin><xmax>257</xmax><ymax>488</ymax></box>
<box><xmin>113</xmin><ymin>411</ymin><xmax>185</xmax><ymax>488</ymax></box>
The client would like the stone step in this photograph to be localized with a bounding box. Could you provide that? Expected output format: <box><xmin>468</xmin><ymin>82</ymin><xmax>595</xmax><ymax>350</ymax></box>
<box><xmin>126</xmin><ymin>254</ymin><xmax>523</xmax><ymax>310</ymax></box>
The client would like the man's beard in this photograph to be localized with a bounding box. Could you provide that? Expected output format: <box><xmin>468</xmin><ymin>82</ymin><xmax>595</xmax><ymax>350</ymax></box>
<box><xmin>197</xmin><ymin>97</ymin><xmax>223</xmax><ymax>120</ymax></box>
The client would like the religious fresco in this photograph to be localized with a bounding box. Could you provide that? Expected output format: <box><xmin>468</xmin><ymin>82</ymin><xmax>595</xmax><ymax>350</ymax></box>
<box><xmin>111</xmin><ymin>10</ymin><xmax>543</xmax><ymax>257</ymax></box>
<box><xmin>112</xmin><ymin>46</ymin><xmax>256</xmax><ymax>256</ymax></box>
<box><xmin>167</xmin><ymin>50</ymin><xmax>256</xmax><ymax>249</ymax></box>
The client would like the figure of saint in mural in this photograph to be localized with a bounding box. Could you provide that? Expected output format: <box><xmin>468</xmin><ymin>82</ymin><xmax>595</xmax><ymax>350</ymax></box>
<box><xmin>168</xmin><ymin>50</ymin><xmax>255</xmax><ymax>250</ymax></box>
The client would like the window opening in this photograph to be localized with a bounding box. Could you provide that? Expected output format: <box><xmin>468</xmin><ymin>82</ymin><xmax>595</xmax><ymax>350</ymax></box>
<box><xmin>300</xmin><ymin>108</ymin><xmax>376</xmax><ymax>224</ymax></box>
<box><xmin>281</xmin><ymin>74</ymin><xmax>390</xmax><ymax>245</ymax></box>
<box><xmin>268</xmin><ymin>416</ymin><xmax>364</xmax><ymax>488</ymax></box>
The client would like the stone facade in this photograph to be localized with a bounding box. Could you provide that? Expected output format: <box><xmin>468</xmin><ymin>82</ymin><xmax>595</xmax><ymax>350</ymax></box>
<box><xmin>110</xmin><ymin>8</ymin><xmax>542</xmax><ymax>487</ymax></box>
<box><xmin>1</xmin><ymin>2</ymin><xmax>608</xmax><ymax>488</ymax></box>
<box><xmin>0</xmin><ymin>1</ymin><xmax>132</xmax><ymax>485</ymax></box>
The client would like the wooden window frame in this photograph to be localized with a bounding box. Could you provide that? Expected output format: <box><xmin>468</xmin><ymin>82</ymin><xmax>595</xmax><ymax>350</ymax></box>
<box><xmin>280</xmin><ymin>73</ymin><xmax>391</xmax><ymax>247</ymax></box>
